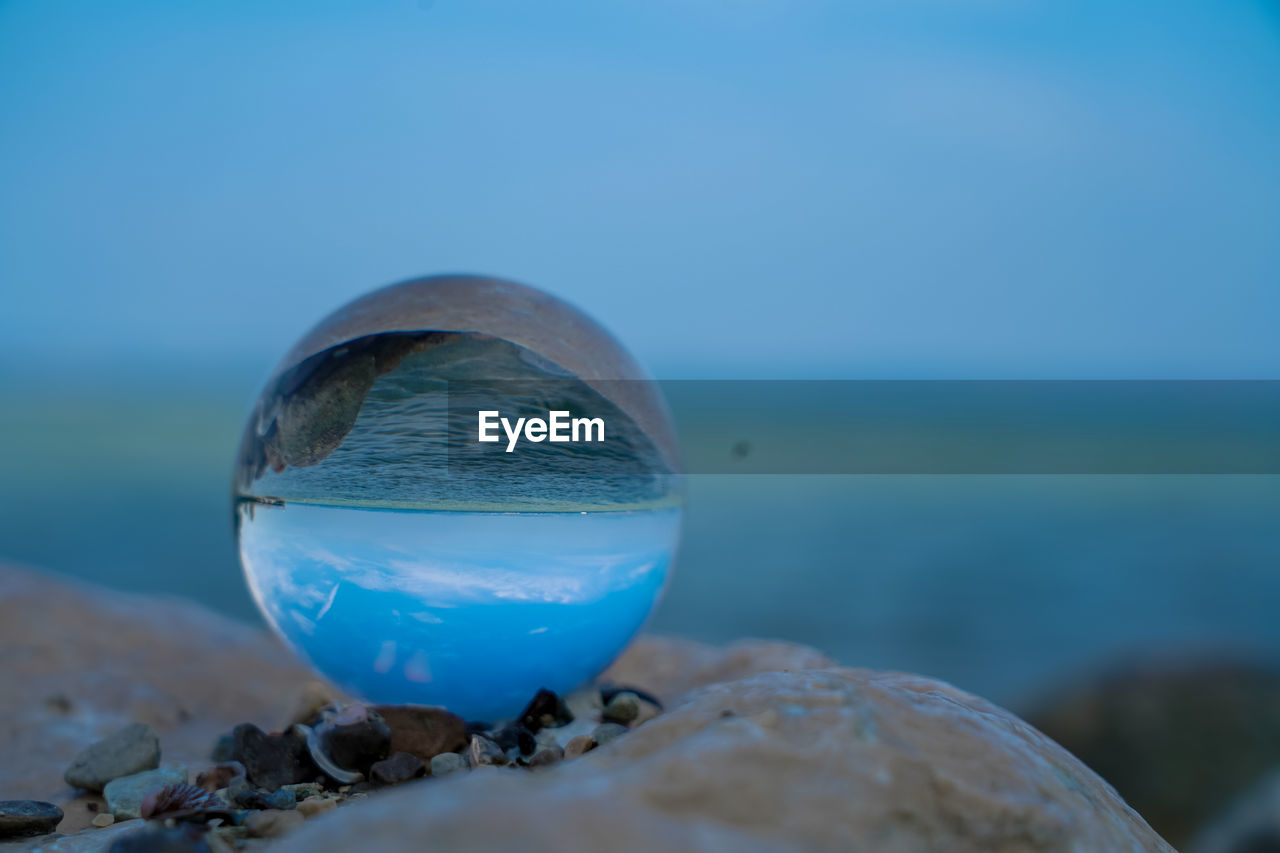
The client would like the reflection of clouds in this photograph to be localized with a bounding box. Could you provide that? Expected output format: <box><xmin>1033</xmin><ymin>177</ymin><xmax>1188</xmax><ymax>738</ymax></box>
<box><xmin>241</xmin><ymin>503</ymin><xmax>678</xmax><ymax>608</ymax></box>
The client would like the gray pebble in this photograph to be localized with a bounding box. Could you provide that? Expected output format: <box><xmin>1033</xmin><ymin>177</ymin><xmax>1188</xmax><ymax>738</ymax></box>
<box><xmin>467</xmin><ymin>735</ymin><xmax>507</xmax><ymax>767</ymax></box>
<box><xmin>266</xmin><ymin>789</ymin><xmax>297</xmax><ymax>810</ymax></box>
<box><xmin>602</xmin><ymin>691</ymin><xmax>642</xmax><ymax>725</ymax></box>
<box><xmin>527</xmin><ymin>745</ymin><xmax>564</xmax><ymax>768</ymax></box>
<box><xmin>592</xmin><ymin>723</ymin><xmax>628</xmax><ymax>746</ymax></box>
<box><xmin>429</xmin><ymin>752</ymin><xmax>467</xmax><ymax>777</ymax></box>
<box><xmin>64</xmin><ymin>723</ymin><xmax>161</xmax><ymax>792</ymax></box>
<box><xmin>0</xmin><ymin>800</ymin><xmax>63</xmax><ymax>839</ymax></box>
<box><xmin>104</xmin><ymin>765</ymin><xmax>187</xmax><ymax>820</ymax></box>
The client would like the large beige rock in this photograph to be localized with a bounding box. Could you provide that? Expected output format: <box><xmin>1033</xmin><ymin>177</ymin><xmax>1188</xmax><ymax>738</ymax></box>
<box><xmin>0</xmin><ymin>564</ymin><xmax>1172</xmax><ymax>851</ymax></box>
<box><xmin>277</xmin><ymin>666</ymin><xmax>1173</xmax><ymax>852</ymax></box>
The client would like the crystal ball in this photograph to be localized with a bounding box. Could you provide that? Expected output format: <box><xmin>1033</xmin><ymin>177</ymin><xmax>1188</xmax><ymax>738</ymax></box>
<box><xmin>233</xmin><ymin>275</ymin><xmax>682</xmax><ymax>721</ymax></box>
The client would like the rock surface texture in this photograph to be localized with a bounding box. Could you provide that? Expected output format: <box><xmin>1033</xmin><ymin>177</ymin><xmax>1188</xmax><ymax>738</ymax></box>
<box><xmin>0</xmin><ymin>564</ymin><xmax>1173</xmax><ymax>851</ymax></box>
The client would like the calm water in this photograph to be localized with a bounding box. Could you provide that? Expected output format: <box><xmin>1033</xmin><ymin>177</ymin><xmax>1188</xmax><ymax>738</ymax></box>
<box><xmin>3</xmin><ymin>386</ymin><xmax>1279</xmax><ymax>711</ymax></box>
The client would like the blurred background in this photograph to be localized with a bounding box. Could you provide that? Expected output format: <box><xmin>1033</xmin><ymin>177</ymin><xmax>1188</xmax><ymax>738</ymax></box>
<box><xmin>2</xmin><ymin>1</ymin><xmax>1279</xmax><ymax>847</ymax></box>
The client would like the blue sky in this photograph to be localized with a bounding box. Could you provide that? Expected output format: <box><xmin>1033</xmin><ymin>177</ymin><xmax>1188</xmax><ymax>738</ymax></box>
<box><xmin>2</xmin><ymin>0</ymin><xmax>1278</xmax><ymax>379</ymax></box>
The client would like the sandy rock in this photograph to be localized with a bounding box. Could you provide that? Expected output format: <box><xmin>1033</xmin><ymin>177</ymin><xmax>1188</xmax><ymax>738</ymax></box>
<box><xmin>273</xmin><ymin>665</ymin><xmax>1173</xmax><ymax>853</ymax></box>
<box><xmin>0</xmin><ymin>565</ymin><xmax>1173</xmax><ymax>851</ymax></box>
<box><xmin>0</xmin><ymin>563</ymin><xmax>314</xmax><ymax>817</ymax></box>
<box><xmin>599</xmin><ymin>636</ymin><xmax>837</xmax><ymax>702</ymax></box>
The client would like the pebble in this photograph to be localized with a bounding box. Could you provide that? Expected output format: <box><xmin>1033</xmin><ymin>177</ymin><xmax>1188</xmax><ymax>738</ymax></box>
<box><xmin>370</xmin><ymin>752</ymin><xmax>426</xmax><ymax>786</ymax></box>
<box><xmin>527</xmin><ymin>745</ymin><xmax>564</xmax><ymax>768</ymax></box>
<box><xmin>65</xmin><ymin>723</ymin><xmax>161</xmax><ymax>792</ymax></box>
<box><xmin>296</xmin><ymin>796</ymin><xmax>337</xmax><ymax>819</ymax></box>
<box><xmin>563</xmin><ymin>735</ymin><xmax>596</xmax><ymax>759</ymax></box>
<box><xmin>228</xmin><ymin>724</ymin><xmax>316</xmax><ymax>790</ymax></box>
<box><xmin>601</xmin><ymin>683</ymin><xmax>663</xmax><ymax>710</ymax></box>
<box><xmin>592</xmin><ymin>723</ymin><xmax>628</xmax><ymax>746</ymax></box>
<box><xmin>492</xmin><ymin>723</ymin><xmax>537</xmax><ymax>757</ymax></box>
<box><xmin>279</xmin><ymin>782</ymin><xmax>324</xmax><ymax>801</ymax></box>
<box><xmin>244</xmin><ymin>809</ymin><xmax>305</xmax><ymax>838</ymax></box>
<box><xmin>318</xmin><ymin>705</ymin><xmax>391</xmax><ymax>774</ymax></box>
<box><xmin>374</xmin><ymin>705</ymin><xmax>469</xmax><ymax>761</ymax></box>
<box><xmin>231</xmin><ymin>788</ymin><xmax>275</xmax><ymax>810</ymax></box>
<box><xmin>266</xmin><ymin>789</ymin><xmax>297</xmax><ymax>810</ymax></box>
<box><xmin>93</xmin><ymin>813</ymin><xmax>116</xmax><ymax>828</ymax></box>
<box><xmin>602</xmin><ymin>692</ymin><xmax>642</xmax><ymax>725</ymax></box>
<box><xmin>518</xmin><ymin>688</ymin><xmax>574</xmax><ymax>732</ymax></box>
<box><xmin>104</xmin><ymin>766</ymin><xmax>187</xmax><ymax>820</ymax></box>
<box><xmin>0</xmin><ymin>800</ymin><xmax>64</xmax><ymax>839</ymax></box>
<box><xmin>195</xmin><ymin>762</ymin><xmax>245</xmax><ymax>793</ymax></box>
<box><xmin>467</xmin><ymin>735</ymin><xmax>507</xmax><ymax>768</ymax></box>
<box><xmin>429</xmin><ymin>752</ymin><xmax>467</xmax><ymax>777</ymax></box>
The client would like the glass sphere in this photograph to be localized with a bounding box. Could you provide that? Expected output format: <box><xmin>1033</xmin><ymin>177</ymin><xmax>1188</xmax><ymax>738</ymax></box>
<box><xmin>233</xmin><ymin>275</ymin><xmax>682</xmax><ymax>721</ymax></box>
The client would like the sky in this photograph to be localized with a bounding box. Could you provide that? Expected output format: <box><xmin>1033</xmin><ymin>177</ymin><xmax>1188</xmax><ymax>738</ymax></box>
<box><xmin>1</xmin><ymin>0</ymin><xmax>1278</xmax><ymax>381</ymax></box>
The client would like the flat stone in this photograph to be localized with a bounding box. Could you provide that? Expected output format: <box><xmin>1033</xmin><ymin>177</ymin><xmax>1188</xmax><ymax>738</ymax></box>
<box><xmin>369</xmin><ymin>753</ymin><xmax>426</xmax><ymax>787</ymax></box>
<box><xmin>103</xmin><ymin>766</ymin><xmax>186</xmax><ymax>820</ymax></box>
<box><xmin>373</xmin><ymin>706</ymin><xmax>469</xmax><ymax>762</ymax></box>
<box><xmin>92</xmin><ymin>813</ymin><xmax>115</xmax><ymax>827</ymax></box>
<box><xmin>245</xmin><ymin>809</ymin><xmax>305</xmax><ymax>838</ymax></box>
<box><xmin>0</xmin><ymin>800</ymin><xmax>64</xmax><ymax>839</ymax></box>
<box><xmin>428</xmin><ymin>753</ymin><xmax>466</xmax><ymax>778</ymax></box>
<box><xmin>64</xmin><ymin>723</ymin><xmax>161</xmax><ymax>793</ymax></box>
